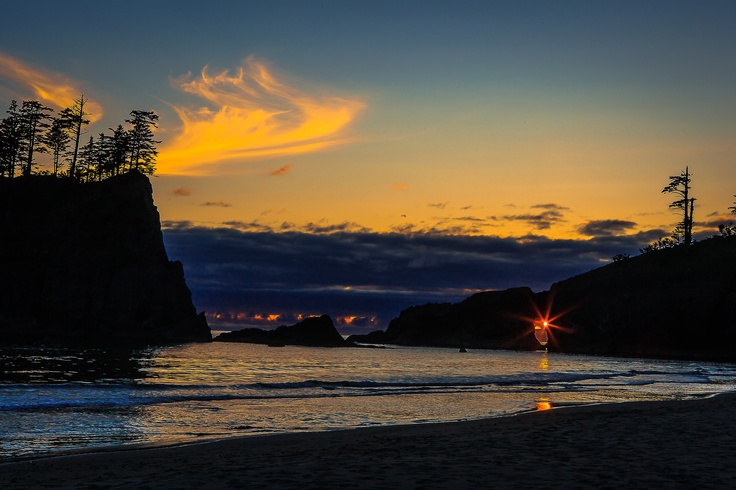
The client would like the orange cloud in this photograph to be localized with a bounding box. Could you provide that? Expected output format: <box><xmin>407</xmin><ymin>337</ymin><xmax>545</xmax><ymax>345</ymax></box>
<box><xmin>391</xmin><ymin>183</ymin><xmax>409</xmax><ymax>191</ymax></box>
<box><xmin>269</xmin><ymin>164</ymin><xmax>291</xmax><ymax>176</ymax></box>
<box><xmin>0</xmin><ymin>51</ymin><xmax>103</xmax><ymax>122</ymax></box>
<box><xmin>173</xmin><ymin>187</ymin><xmax>192</xmax><ymax>196</ymax></box>
<box><xmin>158</xmin><ymin>57</ymin><xmax>365</xmax><ymax>176</ymax></box>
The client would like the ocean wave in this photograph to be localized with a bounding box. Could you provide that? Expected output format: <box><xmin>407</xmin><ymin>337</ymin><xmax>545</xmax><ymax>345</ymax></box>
<box><xmin>1</xmin><ymin>363</ymin><xmax>725</xmax><ymax>414</ymax></box>
<box><xmin>0</xmin><ymin>370</ymin><xmax>659</xmax><ymax>413</ymax></box>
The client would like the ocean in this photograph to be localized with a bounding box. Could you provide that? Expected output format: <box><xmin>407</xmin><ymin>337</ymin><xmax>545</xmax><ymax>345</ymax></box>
<box><xmin>2</xmin><ymin>339</ymin><xmax>735</xmax><ymax>461</ymax></box>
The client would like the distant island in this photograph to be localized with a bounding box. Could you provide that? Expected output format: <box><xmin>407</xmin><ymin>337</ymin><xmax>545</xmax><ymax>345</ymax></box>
<box><xmin>349</xmin><ymin>236</ymin><xmax>736</xmax><ymax>361</ymax></box>
<box><xmin>215</xmin><ymin>314</ymin><xmax>351</xmax><ymax>347</ymax></box>
<box><xmin>0</xmin><ymin>171</ymin><xmax>211</xmax><ymax>345</ymax></box>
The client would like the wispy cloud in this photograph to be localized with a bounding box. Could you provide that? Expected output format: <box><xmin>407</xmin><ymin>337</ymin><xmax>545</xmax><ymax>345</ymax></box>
<box><xmin>173</xmin><ymin>187</ymin><xmax>192</xmax><ymax>196</ymax></box>
<box><xmin>532</xmin><ymin>203</ymin><xmax>571</xmax><ymax>212</ymax></box>
<box><xmin>201</xmin><ymin>201</ymin><xmax>232</xmax><ymax>207</ymax></box>
<box><xmin>0</xmin><ymin>51</ymin><xmax>103</xmax><ymax>121</ymax></box>
<box><xmin>269</xmin><ymin>164</ymin><xmax>291</xmax><ymax>176</ymax></box>
<box><xmin>428</xmin><ymin>202</ymin><xmax>449</xmax><ymax>209</ymax></box>
<box><xmin>157</xmin><ymin>57</ymin><xmax>365</xmax><ymax>176</ymax></box>
<box><xmin>578</xmin><ymin>219</ymin><xmax>637</xmax><ymax>237</ymax></box>
<box><xmin>491</xmin><ymin>203</ymin><xmax>570</xmax><ymax>230</ymax></box>
<box><xmin>696</xmin><ymin>215</ymin><xmax>734</xmax><ymax>234</ymax></box>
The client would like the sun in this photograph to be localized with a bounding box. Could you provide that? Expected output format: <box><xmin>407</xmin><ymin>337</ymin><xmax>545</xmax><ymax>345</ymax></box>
<box><xmin>510</xmin><ymin>291</ymin><xmax>576</xmax><ymax>350</ymax></box>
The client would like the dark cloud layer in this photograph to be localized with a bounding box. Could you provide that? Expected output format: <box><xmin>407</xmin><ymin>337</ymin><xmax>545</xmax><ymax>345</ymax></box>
<box><xmin>162</xmin><ymin>222</ymin><xmax>662</xmax><ymax>333</ymax></box>
<box><xmin>579</xmin><ymin>219</ymin><xmax>638</xmax><ymax>237</ymax></box>
<box><xmin>490</xmin><ymin>202</ymin><xmax>571</xmax><ymax>230</ymax></box>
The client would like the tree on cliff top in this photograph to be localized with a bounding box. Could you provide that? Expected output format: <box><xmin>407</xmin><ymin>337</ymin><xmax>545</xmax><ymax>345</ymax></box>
<box><xmin>662</xmin><ymin>166</ymin><xmax>695</xmax><ymax>246</ymax></box>
<box><xmin>126</xmin><ymin>110</ymin><xmax>159</xmax><ymax>175</ymax></box>
<box><xmin>17</xmin><ymin>100</ymin><xmax>53</xmax><ymax>177</ymax></box>
<box><xmin>0</xmin><ymin>96</ymin><xmax>161</xmax><ymax>181</ymax></box>
<box><xmin>43</xmin><ymin>116</ymin><xmax>71</xmax><ymax>176</ymax></box>
<box><xmin>0</xmin><ymin>101</ymin><xmax>25</xmax><ymax>178</ymax></box>
<box><xmin>58</xmin><ymin>95</ymin><xmax>91</xmax><ymax>179</ymax></box>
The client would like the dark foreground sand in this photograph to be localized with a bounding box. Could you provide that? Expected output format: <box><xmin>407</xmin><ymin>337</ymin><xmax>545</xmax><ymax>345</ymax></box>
<box><xmin>2</xmin><ymin>393</ymin><xmax>735</xmax><ymax>489</ymax></box>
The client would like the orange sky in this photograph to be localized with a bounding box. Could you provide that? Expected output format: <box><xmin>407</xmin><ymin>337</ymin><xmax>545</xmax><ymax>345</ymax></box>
<box><xmin>2</xmin><ymin>2</ymin><xmax>736</xmax><ymax>244</ymax></box>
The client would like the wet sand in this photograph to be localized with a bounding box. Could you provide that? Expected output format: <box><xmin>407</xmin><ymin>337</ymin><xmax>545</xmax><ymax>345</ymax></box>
<box><xmin>2</xmin><ymin>393</ymin><xmax>735</xmax><ymax>489</ymax></box>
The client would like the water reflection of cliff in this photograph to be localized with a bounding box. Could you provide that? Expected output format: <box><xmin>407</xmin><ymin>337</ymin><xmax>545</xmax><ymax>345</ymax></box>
<box><xmin>0</xmin><ymin>346</ymin><xmax>157</xmax><ymax>383</ymax></box>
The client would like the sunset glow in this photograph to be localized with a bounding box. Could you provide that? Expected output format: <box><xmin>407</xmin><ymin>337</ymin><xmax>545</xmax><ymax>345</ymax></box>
<box><xmin>2</xmin><ymin>2</ymin><xmax>735</xmax><ymax>332</ymax></box>
<box><xmin>157</xmin><ymin>57</ymin><xmax>365</xmax><ymax>175</ymax></box>
<box><xmin>0</xmin><ymin>51</ymin><xmax>103</xmax><ymax>122</ymax></box>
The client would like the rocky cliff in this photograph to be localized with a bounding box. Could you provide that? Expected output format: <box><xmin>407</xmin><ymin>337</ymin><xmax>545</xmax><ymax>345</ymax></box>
<box><xmin>349</xmin><ymin>237</ymin><xmax>736</xmax><ymax>361</ymax></box>
<box><xmin>541</xmin><ymin>236</ymin><xmax>736</xmax><ymax>360</ymax></box>
<box><xmin>0</xmin><ymin>171</ymin><xmax>210</xmax><ymax>344</ymax></box>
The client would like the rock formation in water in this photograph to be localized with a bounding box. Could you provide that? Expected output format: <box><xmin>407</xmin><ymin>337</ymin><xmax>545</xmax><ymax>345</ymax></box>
<box><xmin>0</xmin><ymin>171</ymin><xmax>210</xmax><ymax>344</ymax></box>
<box><xmin>215</xmin><ymin>314</ymin><xmax>349</xmax><ymax>347</ymax></box>
<box><xmin>349</xmin><ymin>237</ymin><xmax>736</xmax><ymax>361</ymax></box>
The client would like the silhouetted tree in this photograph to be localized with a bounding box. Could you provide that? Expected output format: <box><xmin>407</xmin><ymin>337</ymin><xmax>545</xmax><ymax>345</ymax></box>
<box><xmin>640</xmin><ymin>236</ymin><xmax>678</xmax><ymax>254</ymax></box>
<box><xmin>718</xmin><ymin>224</ymin><xmax>735</xmax><ymax>237</ymax></box>
<box><xmin>125</xmin><ymin>110</ymin><xmax>159</xmax><ymax>174</ymax></box>
<box><xmin>107</xmin><ymin>124</ymin><xmax>130</xmax><ymax>176</ymax></box>
<box><xmin>58</xmin><ymin>95</ymin><xmax>91</xmax><ymax>180</ymax></box>
<box><xmin>662</xmin><ymin>166</ymin><xmax>695</xmax><ymax>246</ymax></box>
<box><xmin>719</xmin><ymin>196</ymin><xmax>736</xmax><ymax>236</ymax></box>
<box><xmin>93</xmin><ymin>133</ymin><xmax>113</xmax><ymax>180</ymax></box>
<box><xmin>1</xmin><ymin>96</ymin><xmax>161</xmax><ymax>181</ymax></box>
<box><xmin>43</xmin><ymin>116</ymin><xmax>71</xmax><ymax>176</ymax></box>
<box><xmin>0</xmin><ymin>101</ymin><xmax>25</xmax><ymax>178</ymax></box>
<box><xmin>17</xmin><ymin>100</ymin><xmax>53</xmax><ymax>177</ymax></box>
<box><xmin>76</xmin><ymin>135</ymin><xmax>97</xmax><ymax>182</ymax></box>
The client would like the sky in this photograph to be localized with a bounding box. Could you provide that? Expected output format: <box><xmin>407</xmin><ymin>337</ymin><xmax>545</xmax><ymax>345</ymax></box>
<box><xmin>2</xmin><ymin>1</ymin><xmax>735</xmax><ymax>333</ymax></box>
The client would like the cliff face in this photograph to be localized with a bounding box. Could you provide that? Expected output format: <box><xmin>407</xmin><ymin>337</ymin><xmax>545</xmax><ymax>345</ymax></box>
<box><xmin>543</xmin><ymin>236</ymin><xmax>736</xmax><ymax>360</ymax></box>
<box><xmin>349</xmin><ymin>237</ymin><xmax>736</xmax><ymax>361</ymax></box>
<box><xmin>0</xmin><ymin>171</ymin><xmax>211</xmax><ymax>344</ymax></box>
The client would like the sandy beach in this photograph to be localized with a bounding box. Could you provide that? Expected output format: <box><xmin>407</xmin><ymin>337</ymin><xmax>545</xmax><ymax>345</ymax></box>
<box><xmin>2</xmin><ymin>393</ymin><xmax>735</xmax><ymax>489</ymax></box>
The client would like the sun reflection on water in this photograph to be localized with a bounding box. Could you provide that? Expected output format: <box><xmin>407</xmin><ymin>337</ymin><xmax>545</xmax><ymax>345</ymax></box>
<box><xmin>536</xmin><ymin>397</ymin><xmax>552</xmax><ymax>411</ymax></box>
<box><xmin>539</xmin><ymin>352</ymin><xmax>549</xmax><ymax>371</ymax></box>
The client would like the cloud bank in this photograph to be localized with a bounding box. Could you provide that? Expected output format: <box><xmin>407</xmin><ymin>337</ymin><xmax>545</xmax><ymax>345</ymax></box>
<box><xmin>158</xmin><ymin>57</ymin><xmax>365</xmax><ymax>175</ymax></box>
<box><xmin>162</xmin><ymin>223</ymin><xmax>662</xmax><ymax>333</ymax></box>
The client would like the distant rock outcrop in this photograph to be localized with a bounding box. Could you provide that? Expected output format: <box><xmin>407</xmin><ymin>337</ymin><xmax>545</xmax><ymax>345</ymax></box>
<box><xmin>349</xmin><ymin>237</ymin><xmax>736</xmax><ymax>361</ymax></box>
<box><xmin>349</xmin><ymin>287</ymin><xmax>540</xmax><ymax>350</ymax></box>
<box><xmin>215</xmin><ymin>315</ymin><xmax>349</xmax><ymax>347</ymax></box>
<box><xmin>0</xmin><ymin>171</ymin><xmax>211</xmax><ymax>344</ymax></box>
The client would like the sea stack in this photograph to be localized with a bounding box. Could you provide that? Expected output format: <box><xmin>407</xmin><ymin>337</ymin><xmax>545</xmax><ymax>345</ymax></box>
<box><xmin>0</xmin><ymin>171</ymin><xmax>210</xmax><ymax>344</ymax></box>
<box><xmin>215</xmin><ymin>314</ymin><xmax>349</xmax><ymax>347</ymax></box>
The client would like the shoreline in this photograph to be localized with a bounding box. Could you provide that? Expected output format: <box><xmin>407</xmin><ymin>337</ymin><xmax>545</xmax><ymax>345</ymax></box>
<box><xmin>2</xmin><ymin>392</ymin><xmax>735</xmax><ymax>488</ymax></box>
<box><xmin>0</xmin><ymin>392</ymin><xmax>703</xmax><ymax>465</ymax></box>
